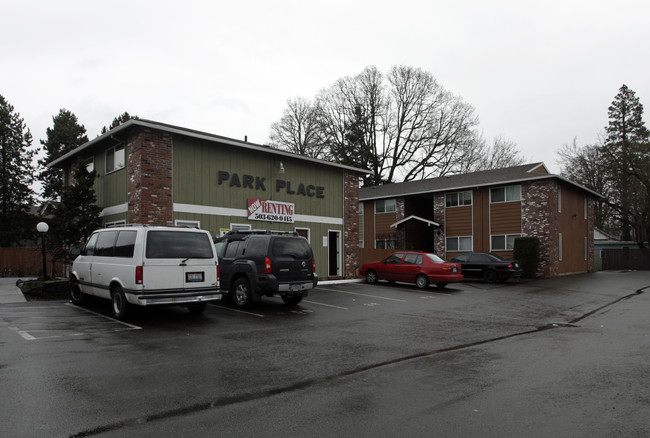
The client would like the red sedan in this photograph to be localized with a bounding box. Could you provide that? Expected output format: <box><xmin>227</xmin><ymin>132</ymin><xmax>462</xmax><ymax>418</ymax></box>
<box><xmin>360</xmin><ymin>252</ymin><xmax>463</xmax><ymax>289</ymax></box>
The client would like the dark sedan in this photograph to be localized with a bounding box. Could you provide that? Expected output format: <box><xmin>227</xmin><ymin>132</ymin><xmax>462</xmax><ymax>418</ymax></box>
<box><xmin>448</xmin><ymin>252</ymin><xmax>522</xmax><ymax>283</ymax></box>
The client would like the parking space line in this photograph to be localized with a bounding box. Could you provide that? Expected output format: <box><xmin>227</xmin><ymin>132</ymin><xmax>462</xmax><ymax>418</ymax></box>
<box><xmin>209</xmin><ymin>304</ymin><xmax>265</xmax><ymax>317</ymax></box>
<box><xmin>64</xmin><ymin>303</ymin><xmax>142</xmax><ymax>330</ymax></box>
<box><xmin>303</xmin><ymin>300</ymin><xmax>348</xmax><ymax>310</ymax></box>
<box><xmin>316</xmin><ymin>287</ymin><xmax>407</xmax><ymax>302</ymax></box>
<box><xmin>8</xmin><ymin>326</ymin><xmax>35</xmax><ymax>341</ymax></box>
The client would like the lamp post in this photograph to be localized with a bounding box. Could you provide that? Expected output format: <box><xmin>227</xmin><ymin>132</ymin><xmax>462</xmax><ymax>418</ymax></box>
<box><xmin>36</xmin><ymin>222</ymin><xmax>49</xmax><ymax>280</ymax></box>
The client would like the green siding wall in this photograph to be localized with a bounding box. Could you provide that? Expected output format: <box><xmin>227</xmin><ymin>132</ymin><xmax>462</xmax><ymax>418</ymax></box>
<box><xmin>172</xmin><ymin>135</ymin><xmax>345</xmax><ymax>279</ymax></box>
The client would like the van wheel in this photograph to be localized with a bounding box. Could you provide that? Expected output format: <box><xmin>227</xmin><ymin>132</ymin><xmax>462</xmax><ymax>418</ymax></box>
<box><xmin>111</xmin><ymin>286</ymin><xmax>130</xmax><ymax>320</ymax></box>
<box><xmin>282</xmin><ymin>295</ymin><xmax>303</xmax><ymax>306</ymax></box>
<box><xmin>70</xmin><ymin>281</ymin><xmax>86</xmax><ymax>305</ymax></box>
<box><xmin>187</xmin><ymin>302</ymin><xmax>207</xmax><ymax>314</ymax></box>
<box><xmin>415</xmin><ymin>274</ymin><xmax>429</xmax><ymax>289</ymax></box>
<box><xmin>232</xmin><ymin>278</ymin><xmax>252</xmax><ymax>308</ymax></box>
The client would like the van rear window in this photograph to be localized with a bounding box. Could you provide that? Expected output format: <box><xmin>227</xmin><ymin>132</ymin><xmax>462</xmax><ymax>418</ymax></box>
<box><xmin>146</xmin><ymin>231</ymin><xmax>214</xmax><ymax>259</ymax></box>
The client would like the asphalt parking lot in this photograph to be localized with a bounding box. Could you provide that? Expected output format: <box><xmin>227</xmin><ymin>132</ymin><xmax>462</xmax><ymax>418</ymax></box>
<box><xmin>1</xmin><ymin>272</ymin><xmax>649</xmax><ymax>437</ymax></box>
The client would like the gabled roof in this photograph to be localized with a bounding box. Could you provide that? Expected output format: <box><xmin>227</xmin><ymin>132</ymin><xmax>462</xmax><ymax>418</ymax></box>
<box><xmin>359</xmin><ymin>163</ymin><xmax>602</xmax><ymax>200</ymax></box>
<box><xmin>390</xmin><ymin>215</ymin><xmax>440</xmax><ymax>228</ymax></box>
<box><xmin>47</xmin><ymin>118</ymin><xmax>369</xmax><ymax>175</ymax></box>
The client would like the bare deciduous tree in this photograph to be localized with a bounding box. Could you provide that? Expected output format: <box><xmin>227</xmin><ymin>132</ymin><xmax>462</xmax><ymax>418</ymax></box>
<box><xmin>269</xmin><ymin>97</ymin><xmax>328</xmax><ymax>159</ymax></box>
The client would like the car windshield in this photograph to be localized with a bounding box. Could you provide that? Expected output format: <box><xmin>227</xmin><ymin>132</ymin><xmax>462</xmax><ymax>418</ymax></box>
<box><xmin>146</xmin><ymin>231</ymin><xmax>214</xmax><ymax>259</ymax></box>
<box><xmin>425</xmin><ymin>253</ymin><xmax>445</xmax><ymax>263</ymax></box>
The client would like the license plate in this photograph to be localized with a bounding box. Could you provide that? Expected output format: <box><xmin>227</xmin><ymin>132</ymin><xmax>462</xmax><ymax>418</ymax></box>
<box><xmin>290</xmin><ymin>284</ymin><xmax>301</xmax><ymax>292</ymax></box>
<box><xmin>186</xmin><ymin>272</ymin><xmax>204</xmax><ymax>282</ymax></box>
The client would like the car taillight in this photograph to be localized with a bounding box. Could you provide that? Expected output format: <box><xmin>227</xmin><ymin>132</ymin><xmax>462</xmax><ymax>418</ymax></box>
<box><xmin>135</xmin><ymin>266</ymin><xmax>143</xmax><ymax>284</ymax></box>
<box><xmin>507</xmin><ymin>263</ymin><xmax>514</xmax><ymax>270</ymax></box>
<box><xmin>265</xmin><ymin>257</ymin><xmax>272</xmax><ymax>274</ymax></box>
<box><xmin>217</xmin><ymin>265</ymin><xmax>220</xmax><ymax>280</ymax></box>
<box><xmin>312</xmin><ymin>259</ymin><xmax>316</xmax><ymax>273</ymax></box>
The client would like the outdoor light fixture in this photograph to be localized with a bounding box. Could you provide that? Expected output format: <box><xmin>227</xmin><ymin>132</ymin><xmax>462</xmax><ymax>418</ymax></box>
<box><xmin>278</xmin><ymin>161</ymin><xmax>285</xmax><ymax>174</ymax></box>
<box><xmin>36</xmin><ymin>222</ymin><xmax>49</xmax><ymax>280</ymax></box>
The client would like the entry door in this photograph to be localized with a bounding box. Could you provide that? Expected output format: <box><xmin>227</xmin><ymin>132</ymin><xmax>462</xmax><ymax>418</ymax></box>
<box><xmin>328</xmin><ymin>231</ymin><xmax>340</xmax><ymax>277</ymax></box>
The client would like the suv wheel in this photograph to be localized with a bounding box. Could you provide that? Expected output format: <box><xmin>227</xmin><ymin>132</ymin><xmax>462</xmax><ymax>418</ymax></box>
<box><xmin>111</xmin><ymin>286</ymin><xmax>130</xmax><ymax>320</ymax></box>
<box><xmin>282</xmin><ymin>294</ymin><xmax>303</xmax><ymax>306</ymax></box>
<box><xmin>232</xmin><ymin>277</ymin><xmax>253</xmax><ymax>308</ymax></box>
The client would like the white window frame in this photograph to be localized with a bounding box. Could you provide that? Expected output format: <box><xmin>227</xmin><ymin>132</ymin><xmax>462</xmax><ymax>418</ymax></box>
<box><xmin>106</xmin><ymin>144</ymin><xmax>125</xmax><ymax>174</ymax></box>
<box><xmin>230</xmin><ymin>223</ymin><xmax>251</xmax><ymax>231</ymax></box>
<box><xmin>491</xmin><ymin>234</ymin><xmax>520</xmax><ymax>251</ymax></box>
<box><xmin>558</xmin><ymin>186</ymin><xmax>562</xmax><ymax>213</ymax></box>
<box><xmin>375</xmin><ymin>198</ymin><xmax>396</xmax><ymax>214</ymax></box>
<box><xmin>490</xmin><ymin>185</ymin><xmax>522</xmax><ymax>203</ymax></box>
<box><xmin>446</xmin><ymin>236</ymin><xmax>473</xmax><ymax>252</ymax></box>
<box><xmin>105</xmin><ymin>219</ymin><xmax>126</xmax><ymax>228</ymax></box>
<box><xmin>175</xmin><ymin>220</ymin><xmax>200</xmax><ymax>228</ymax></box>
<box><xmin>559</xmin><ymin>233</ymin><xmax>563</xmax><ymax>261</ymax></box>
<box><xmin>445</xmin><ymin>190</ymin><xmax>472</xmax><ymax>208</ymax></box>
<box><xmin>375</xmin><ymin>239</ymin><xmax>397</xmax><ymax>249</ymax></box>
<box><xmin>295</xmin><ymin>227</ymin><xmax>311</xmax><ymax>243</ymax></box>
<box><xmin>584</xmin><ymin>196</ymin><xmax>588</xmax><ymax>219</ymax></box>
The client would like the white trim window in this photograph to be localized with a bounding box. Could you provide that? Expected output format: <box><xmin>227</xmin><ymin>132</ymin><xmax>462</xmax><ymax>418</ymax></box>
<box><xmin>295</xmin><ymin>227</ymin><xmax>310</xmax><ymax>243</ymax></box>
<box><xmin>446</xmin><ymin>236</ymin><xmax>472</xmax><ymax>252</ymax></box>
<box><xmin>106</xmin><ymin>144</ymin><xmax>125</xmax><ymax>173</ymax></box>
<box><xmin>175</xmin><ymin>220</ymin><xmax>200</xmax><ymax>228</ymax></box>
<box><xmin>445</xmin><ymin>190</ymin><xmax>472</xmax><ymax>207</ymax></box>
<box><xmin>490</xmin><ymin>185</ymin><xmax>521</xmax><ymax>203</ymax></box>
<box><xmin>491</xmin><ymin>234</ymin><xmax>520</xmax><ymax>251</ymax></box>
<box><xmin>375</xmin><ymin>198</ymin><xmax>396</xmax><ymax>214</ymax></box>
<box><xmin>105</xmin><ymin>220</ymin><xmax>127</xmax><ymax>228</ymax></box>
<box><xmin>230</xmin><ymin>223</ymin><xmax>251</xmax><ymax>231</ymax></box>
<box><xmin>376</xmin><ymin>239</ymin><xmax>397</xmax><ymax>249</ymax></box>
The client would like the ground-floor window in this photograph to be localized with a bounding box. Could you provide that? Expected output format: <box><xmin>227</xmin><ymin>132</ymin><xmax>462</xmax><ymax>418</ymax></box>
<box><xmin>295</xmin><ymin>227</ymin><xmax>310</xmax><ymax>242</ymax></box>
<box><xmin>491</xmin><ymin>234</ymin><xmax>520</xmax><ymax>251</ymax></box>
<box><xmin>175</xmin><ymin>219</ymin><xmax>200</xmax><ymax>228</ymax></box>
<box><xmin>446</xmin><ymin>236</ymin><xmax>472</xmax><ymax>251</ymax></box>
<box><xmin>376</xmin><ymin>239</ymin><xmax>397</xmax><ymax>249</ymax></box>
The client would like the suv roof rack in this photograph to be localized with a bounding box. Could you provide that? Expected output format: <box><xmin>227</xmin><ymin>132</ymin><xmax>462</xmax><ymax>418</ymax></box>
<box><xmin>222</xmin><ymin>229</ymin><xmax>300</xmax><ymax>237</ymax></box>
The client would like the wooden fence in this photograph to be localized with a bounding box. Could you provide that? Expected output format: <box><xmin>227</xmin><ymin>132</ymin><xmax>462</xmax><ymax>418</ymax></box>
<box><xmin>601</xmin><ymin>248</ymin><xmax>650</xmax><ymax>271</ymax></box>
<box><xmin>0</xmin><ymin>247</ymin><xmax>67</xmax><ymax>278</ymax></box>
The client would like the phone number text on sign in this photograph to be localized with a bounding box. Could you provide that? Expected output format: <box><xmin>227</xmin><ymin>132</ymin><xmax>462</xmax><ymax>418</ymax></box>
<box><xmin>247</xmin><ymin>199</ymin><xmax>295</xmax><ymax>223</ymax></box>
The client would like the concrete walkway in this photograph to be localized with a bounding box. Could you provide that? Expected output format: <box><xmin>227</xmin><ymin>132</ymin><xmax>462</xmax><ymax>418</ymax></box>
<box><xmin>0</xmin><ymin>277</ymin><xmax>27</xmax><ymax>303</ymax></box>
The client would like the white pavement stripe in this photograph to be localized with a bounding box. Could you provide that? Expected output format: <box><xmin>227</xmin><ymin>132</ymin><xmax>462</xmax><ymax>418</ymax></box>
<box><xmin>302</xmin><ymin>300</ymin><xmax>349</xmax><ymax>310</ymax></box>
<box><xmin>316</xmin><ymin>287</ymin><xmax>407</xmax><ymax>302</ymax></box>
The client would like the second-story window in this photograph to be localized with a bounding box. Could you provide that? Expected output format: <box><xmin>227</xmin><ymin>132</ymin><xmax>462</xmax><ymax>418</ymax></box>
<box><xmin>106</xmin><ymin>144</ymin><xmax>125</xmax><ymax>173</ymax></box>
<box><xmin>490</xmin><ymin>185</ymin><xmax>521</xmax><ymax>203</ymax></box>
<box><xmin>375</xmin><ymin>198</ymin><xmax>396</xmax><ymax>214</ymax></box>
<box><xmin>445</xmin><ymin>190</ymin><xmax>472</xmax><ymax>207</ymax></box>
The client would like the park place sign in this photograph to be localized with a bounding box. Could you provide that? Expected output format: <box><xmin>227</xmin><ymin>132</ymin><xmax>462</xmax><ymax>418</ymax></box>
<box><xmin>247</xmin><ymin>199</ymin><xmax>295</xmax><ymax>224</ymax></box>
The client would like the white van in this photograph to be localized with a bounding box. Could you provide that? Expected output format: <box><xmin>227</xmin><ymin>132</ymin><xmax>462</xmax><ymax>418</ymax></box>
<box><xmin>70</xmin><ymin>225</ymin><xmax>223</xmax><ymax>320</ymax></box>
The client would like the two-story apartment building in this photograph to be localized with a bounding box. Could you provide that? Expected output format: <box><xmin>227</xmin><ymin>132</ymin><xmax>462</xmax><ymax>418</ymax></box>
<box><xmin>48</xmin><ymin>119</ymin><xmax>367</xmax><ymax>280</ymax></box>
<box><xmin>359</xmin><ymin>163</ymin><xmax>601</xmax><ymax>277</ymax></box>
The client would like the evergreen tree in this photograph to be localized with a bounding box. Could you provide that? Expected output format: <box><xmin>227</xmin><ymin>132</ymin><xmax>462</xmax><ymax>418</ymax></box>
<box><xmin>101</xmin><ymin>112</ymin><xmax>138</xmax><ymax>134</ymax></box>
<box><xmin>39</xmin><ymin>109</ymin><xmax>88</xmax><ymax>201</ymax></box>
<box><xmin>0</xmin><ymin>95</ymin><xmax>36</xmax><ymax>247</ymax></box>
<box><xmin>603</xmin><ymin>85</ymin><xmax>650</xmax><ymax>241</ymax></box>
<box><xmin>48</xmin><ymin>159</ymin><xmax>102</xmax><ymax>258</ymax></box>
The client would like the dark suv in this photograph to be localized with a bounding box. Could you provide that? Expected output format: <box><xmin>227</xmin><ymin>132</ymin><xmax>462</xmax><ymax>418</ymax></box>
<box><xmin>214</xmin><ymin>230</ymin><xmax>318</xmax><ymax>307</ymax></box>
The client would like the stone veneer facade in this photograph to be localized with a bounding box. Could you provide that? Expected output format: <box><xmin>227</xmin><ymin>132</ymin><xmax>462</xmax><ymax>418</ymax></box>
<box><xmin>521</xmin><ymin>180</ymin><xmax>559</xmax><ymax>278</ymax></box>
<box><xmin>126</xmin><ymin>127</ymin><xmax>173</xmax><ymax>225</ymax></box>
<box><xmin>432</xmin><ymin>193</ymin><xmax>446</xmax><ymax>256</ymax></box>
<box><xmin>343</xmin><ymin>171</ymin><xmax>361</xmax><ymax>278</ymax></box>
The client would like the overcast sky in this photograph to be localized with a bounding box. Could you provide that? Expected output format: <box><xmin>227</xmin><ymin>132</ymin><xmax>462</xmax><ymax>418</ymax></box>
<box><xmin>3</xmin><ymin>0</ymin><xmax>649</xmax><ymax>174</ymax></box>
